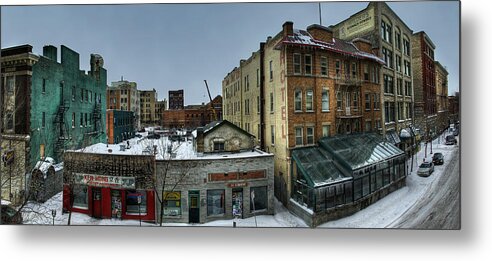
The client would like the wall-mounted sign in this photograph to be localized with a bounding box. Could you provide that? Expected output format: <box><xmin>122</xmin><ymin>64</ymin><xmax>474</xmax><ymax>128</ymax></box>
<box><xmin>2</xmin><ymin>149</ymin><xmax>15</xmax><ymax>165</ymax></box>
<box><xmin>228</xmin><ymin>182</ymin><xmax>248</xmax><ymax>188</ymax></box>
<box><xmin>339</xmin><ymin>7</ymin><xmax>374</xmax><ymax>39</ymax></box>
<box><xmin>73</xmin><ymin>173</ymin><xmax>136</xmax><ymax>189</ymax></box>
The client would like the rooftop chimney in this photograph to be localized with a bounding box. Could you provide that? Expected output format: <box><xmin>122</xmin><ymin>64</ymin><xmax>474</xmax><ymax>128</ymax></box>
<box><xmin>306</xmin><ymin>24</ymin><xmax>333</xmax><ymax>43</ymax></box>
<box><xmin>196</xmin><ymin>127</ymin><xmax>204</xmax><ymax>153</ymax></box>
<box><xmin>282</xmin><ymin>21</ymin><xmax>294</xmax><ymax>37</ymax></box>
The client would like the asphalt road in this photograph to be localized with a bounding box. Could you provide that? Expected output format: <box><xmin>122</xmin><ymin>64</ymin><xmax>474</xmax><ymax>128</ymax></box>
<box><xmin>389</xmin><ymin>144</ymin><xmax>460</xmax><ymax>229</ymax></box>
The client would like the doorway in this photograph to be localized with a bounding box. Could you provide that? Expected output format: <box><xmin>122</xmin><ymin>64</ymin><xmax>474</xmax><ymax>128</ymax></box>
<box><xmin>232</xmin><ymin>188</ymin><xmax>243</xmax><ymax>218</ymax></box>
<box><xmin>92</xmin><ymin>188</ymin><xmax>102</xmax><ymax>218</ymax></box>
<box><xmin>188</xmin><ymin>191</ymin><xmax>200</xmax><ymax>223</ymax></box>
<box><xmin>111</xmin><ymin>190</ymin><xmax>122</xmax><ymax>219</ymax></box>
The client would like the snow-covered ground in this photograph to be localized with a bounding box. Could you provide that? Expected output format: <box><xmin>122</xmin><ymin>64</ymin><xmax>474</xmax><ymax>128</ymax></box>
<box><xmin>21</xmin><ymin>131</ymin><xmax>458</xmax><ymax>228</ymax></box>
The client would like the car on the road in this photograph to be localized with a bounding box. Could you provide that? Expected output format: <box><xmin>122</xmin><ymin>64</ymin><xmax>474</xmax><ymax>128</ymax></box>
<box><xmin>418</xmin><ymin>162</ymin><xmax>435</xmax><ymax>177</ymax></box>
<box><xmin>445</xmin><ymin>135</ymin><xmax>457</xmax><ymax>145</ymax></box>
<box><xmin>432</xmin><ymin>153</ymin><xmax>444</xmax><ymax>165</ymax></box>
<box><xmin>1</xmin><ymin>204</ymin><xmax>23</xmax><ymax>224</ymax></box>
<box><xmin>453</xmin><ymin>128</ymin><xmax>459</xmax><ymax>136</ymax></box>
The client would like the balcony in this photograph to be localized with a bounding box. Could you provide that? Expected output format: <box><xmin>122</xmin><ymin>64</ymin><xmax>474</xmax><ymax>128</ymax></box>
<box><xmin>335</xmin><ymin>74</ymin><xmax>362</xmax><ymax>86</ymax></box>
<box><xmin>336</xmin><ymin>106</ymin><xmax>363</xmax><ymax>118</ymax></box>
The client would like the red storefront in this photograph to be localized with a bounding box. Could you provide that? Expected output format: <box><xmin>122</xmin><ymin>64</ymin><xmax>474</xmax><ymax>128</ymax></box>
<box><xmin>63</xmin><ymin>152</ymin><xmax>156</xmax><ymax>222</ymax></box>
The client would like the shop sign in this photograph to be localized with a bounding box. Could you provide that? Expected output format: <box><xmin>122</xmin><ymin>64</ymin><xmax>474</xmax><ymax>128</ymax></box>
<box><xmin>2</xmin><ymin>149</ymin><xmax>15</xmax><ymax>165</ymax></box>
<box><xmin>73</xmin><ymin>173</ymin><xmax>136</xmax><ymax>189</ymax></box>
<box><xmin>163</xmin><ymin>191</ymin><xmax>181</xmax><ymax>200</ymax></box>
<box><xmin>228</xmin><ymin>182</ymin><xmax>248</xmax><ymax>188</ymax></box>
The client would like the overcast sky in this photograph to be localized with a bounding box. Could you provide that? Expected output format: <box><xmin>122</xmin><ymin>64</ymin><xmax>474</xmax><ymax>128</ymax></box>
<box><xmin>1</xmin><ymin>1</ymin><xmax>459</xmax><ymax>105</ymax></box>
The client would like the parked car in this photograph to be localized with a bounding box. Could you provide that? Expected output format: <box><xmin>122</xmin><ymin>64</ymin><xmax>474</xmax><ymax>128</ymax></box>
<box><xmin>445</xmin><ymin>135</ymin><xmax>457</xmax><ymax>145</ymax></box>
<box><xmin>453</xmin><ymin>128</ymin><xmax>459</xmax><ymax>136</ymax></box>
<box><xmin>432</xmin><ymin>153</ymin><xmax>444</xmax><ymax>165</ymax></box>
<box><xmin>1</xmin><ymin>204</ymin><xmax>23</xmax><ymax>224</ymax></box>
<box><xmin>418</xmin><ymin>162</ymin><xmax>435</xmax><ymax>177</ymax></box>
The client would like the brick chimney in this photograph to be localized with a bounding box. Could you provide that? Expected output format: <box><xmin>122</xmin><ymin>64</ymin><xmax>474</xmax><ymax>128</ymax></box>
<box><xmin>307</xmin><ymin>24</ymin><xmax>333</xmax><ymax>43</ymax></box>
<box><xmin>352</xmin><ymin>38</ymin><xmax>372</xmax><ymax>53</ymax></box>
<box><xmin>282</xmin><ymin>21</ymin><xmax>294</xmax><ymax>37</ymax></box>
<box><xmin>196</xmin><ymin>127</ymin><xmax>204</xmax><ymax>153</ymax></box>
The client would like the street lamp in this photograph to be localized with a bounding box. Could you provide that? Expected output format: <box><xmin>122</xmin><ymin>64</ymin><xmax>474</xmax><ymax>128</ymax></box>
<box><xmin>51</xmin><ymin>209</ymin><xmax>57</xmax><ymax>226</ymax></box>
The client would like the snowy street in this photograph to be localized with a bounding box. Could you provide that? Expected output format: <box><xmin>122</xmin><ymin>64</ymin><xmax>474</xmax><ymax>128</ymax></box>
<box><xmin>20</xmin><ymin>133</ymin><xmax>459</xmax><ymax>229</ymax></box>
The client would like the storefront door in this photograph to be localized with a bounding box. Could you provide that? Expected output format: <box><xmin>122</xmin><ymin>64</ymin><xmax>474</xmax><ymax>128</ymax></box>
<box><xmin>92</xmin><ymin>188</ymin><xmax>102</xmax><ymax>218</ymax></box>
<box><xmin>188</xmin><ymin>191</ymin><xmax>200</xmax><ymax>223</ymax></box>
<box><xmin>111</xmin><ymin>190</ymin><xmax>122</xmax><ymax>219</ymax></box>
<box><xmin>232</xmin><ymin>188</ymin><xmax>243</xmax><ymax>218</ymax></box>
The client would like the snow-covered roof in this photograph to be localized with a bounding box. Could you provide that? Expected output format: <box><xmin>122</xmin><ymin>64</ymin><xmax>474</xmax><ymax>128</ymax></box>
<box><xmin>74</xmin><ymin>133</ymin><xmax>271</xmax><ymax>161</ymax></box>
<box><xmin>276</xmin><ymin>29</ymin><xmax>385</xmax><ymax>64</ymax></box>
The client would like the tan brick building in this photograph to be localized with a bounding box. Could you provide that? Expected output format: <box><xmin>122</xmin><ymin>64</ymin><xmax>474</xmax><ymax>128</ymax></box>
<box><xmin>435</xmin><ymin>61</ymin><xmax>449</xmax><ymax>133</ymax></box>
<box><xmin>223</xmin><ymin>21</ymin><xmax>384</xmax><ymax>204</ymax></box>
<box><xmin>139</xmin><ymin>89</ymin><xmax>157</xmax><ymax>127</ymax></box>
<box><xmin>107</xmin><ymin>79</ymin><xmax>141</xmax><ymax>130</ymax></box>
<box><xmin>332</xmin><ymin>2</ymin><xmax>415</xmax><ymax>153</ymax></box>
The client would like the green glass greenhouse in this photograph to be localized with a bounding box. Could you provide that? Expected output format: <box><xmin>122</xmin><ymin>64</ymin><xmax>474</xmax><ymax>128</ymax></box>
<box><xmin>290</xmin><ymin>133</ymin><xmax>407</xmax><ymax>226</ymax></box>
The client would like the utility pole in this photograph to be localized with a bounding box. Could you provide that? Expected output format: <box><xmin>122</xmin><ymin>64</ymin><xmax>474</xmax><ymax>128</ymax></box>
<box><xmin>318</xmin><ymin>2</ymin><xmax>323</xmax><ymax>26</ymax></box>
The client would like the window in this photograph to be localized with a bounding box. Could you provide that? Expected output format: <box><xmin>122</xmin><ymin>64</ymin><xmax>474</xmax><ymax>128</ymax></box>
<box><xmin>376</xmin><ymin>119</ymin><xmax>382</xmax><ymax>130</ymax></box>
<box><xmin>81</xmin><ymin>88</ymin><xmax>84</xmax><ymax>101</ymax></box>
<box><xmin>397</xmin><ymin>78</ymin><xmax>403</xmax><ymax>95</ymax></box>
<box><xmin>336</xmin><ymin>92</ymin><xmax>342</xmax><ymax>110</ymax></box>
<box><xmin>90</xmin><ymin>91</ymin><xmax>92</xmax><ymax>102</ymax></box>
<box><xmin>382</xmin><ymin>48</ymin><xmax>393</xmax><ymax>68</ymax></box>
<box><xmin>72</xmin><ymin>86</ymin><xmax>76</xmax><ymax>100</ymax></box>
<box><xmin>72</xmin><ymin>113</ymin><xmax>75</xmax><ymax>128</ymax></box>
<box><xmin>295</xmin><ymin>90</ymin><xmax>302</xmax><ymax>111</ymax></box>
<box><xmin>163</xmin><ymin>191</ymin><xmax>181</xmax><ymax>216</ymax></box>
<box><xmin>335</xmin><ymin>60</ymin><xmax>341</xmax><ymax>77</ymax></box>
<box><xmin>365</xmin><ymin>93</ymin><xmax>371</xmax><ymax>110</ymax></box>
<box><xmin>306</xmin><ymin>126</ymin><xmax>314</xmax><ymax>144</ymax></box>
<box><xmin>381</xmin><ymin>20</ymin><xmax>392</xmax><ymax>43</ymax></box>
<box><xmin>293</xmin><ymin>53</ymin><xmax>301</xmax><ymax>74</ymax></box>
<box><xmin>321</xmin><ymin>89</ymin><xmax>329</xmax><ymax>111</ymax></box>
<box><xmin>245</xmin><ymin>99</ymin><xmax>250</xmax><ymax>115</ymax></box>
<box><xmin>384</xmin><ymin>102</ymin><xmax>395</xmax><ymax>123</ymax></box>
<box><xmin>126</xmin><ymin>190</ymin><xmax>147</xmax><ymax>214</ymax></box>
<box><xmin>322</xmin><ymin>125</ymin><xmax>330</xmax><ymax>137</ymax></box>
<box><xmin>404</xmin><ymin>60</ymin><xmax>411</xmax><ymax>76</ymax></box>
<box><xmin>42</xmin><ymin>79</ymin><xmax>46</xmax><ymax>93</ymax></box>
<box><xmin>42</xmin><ymin>112</ymin><xmax>46</xmax><ymax>128</ymax></box>
<box><xmin>396</xmin><ymin>55</ymin><xmax>402</xmax><ymax>72</ymax></box>
<box><xmin>250</xmin><ymin>186</ymin><xmax>268</xmax><ymax>211</ymax></box>
<box><xmin>395</xmin><ymin>30</ymin><xmax>402</xmax><ymax>50</ymax></box>
<box><xmin>73</xmin><ymin>185</ymin><xmax>88</xmax><ymax>209</ymax></box>
<box><xmin>257</xmin><ymin>69</ymin><xmax>260</xmax><ymax>87</ymax></box>
<box><xmin>269</xmin><ymin>60</ymin><xmax>273</xmax><ymax>81</ymax></box>
<box><xmin>5</xmin><ymin>112</ymin><xmax>13</xmax><ymax>130</ymax></box>
<box><xmin>320</xmin><ymin>56</ymin><xmax>328</xmax><ymax>76</ymax></box>
<box><xmin>306</xmin><ymin>90</ymin><xmax>313</xmax><ymax>111</ymax></box>
<box><xmin>363</xmin><ymin>64</ymin><xmax>369</xmax><ymax>81</ymax></box>
<box><xmin>80</xmin><ymin>112</ymin><xmax>83</xmax><ymax>126</ymax></box>
<box><xmin>6</xmin><ymin>76</ymin><xmax>14</xmax><ymax>93</ymax></box>
<box><xmin>304</xmin><ymin>55</ymin><xmax>312</xmax><ymax>75</ymax></box>
<box><xmin>213</xmin><ymin>141</ymin><xmax>225</xmax><ymax>152</ymax></box>
<box><xmin>207</xmin><ymin>189</ymin><xmax>225</xmax><ymax>216</ymax></box>
<box><xmin>398</xmin><ymin>102</ymin><xmax>404</xmax><ymax>120</ymax></box>
<box><xmin>405</xmin><ymin>81</ymin><xmax>412</xmax><ymax>96</ymax></box>
<box><xmin>403</xmin><ymin>38</ymin><xmax>411</xmax><ymax>56</ymax></box>
<box><xmin>270</xmin><ymin>92</ymin><xmax>274</xmax><ymax>112</ymax></box>
<box><xmin>271</xmin><ymin>126</ymin><xmax>275</xmax><ymax>145</ymax></box>
<box><xmin>384</xmin><ymin>74</ymin><xmax>394</xmax><ymax>94</ymax></box>
<box><xmin>351</xmin><ymin>63</ymin><xmax>357</xmax><ymax>78</ymax></box>
<box><xmin>374</xmin><ymin>93</ymin><xmax>380</xmax><ymax>110</ymax></box>
<box><xmin>353</xmin><ymin>92</ymin><xmax>359</xmax><ymax>110</ymax></box>
<box><xmin>245</xmin><ymin>75</ymin><xmax>249</xmax><ymax>91</ymax></box>
<box><xmin>295</xmin><ymin>127</ymin><xmax>303</xmax><ymax>146</ymax></box>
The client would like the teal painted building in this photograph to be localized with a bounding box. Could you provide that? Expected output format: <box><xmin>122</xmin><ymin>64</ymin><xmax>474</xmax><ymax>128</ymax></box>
<box><xmin>1</xmin><ymin>44</ymin><xmax>107</xmax><ymax>170</ymax></box>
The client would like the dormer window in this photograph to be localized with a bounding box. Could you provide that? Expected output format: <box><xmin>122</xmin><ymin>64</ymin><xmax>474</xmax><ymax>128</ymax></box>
<box><xmin>213</xmin><ymin>140</ymin><xmax>225</xmax><ymax>152</ymax></box>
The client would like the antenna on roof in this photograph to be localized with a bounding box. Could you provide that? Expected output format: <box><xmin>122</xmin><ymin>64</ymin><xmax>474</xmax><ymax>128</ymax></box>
<box><xmin>318</xmin><ymin>2</ymin><xmax>322</xmax><ymax>26</ymax></box>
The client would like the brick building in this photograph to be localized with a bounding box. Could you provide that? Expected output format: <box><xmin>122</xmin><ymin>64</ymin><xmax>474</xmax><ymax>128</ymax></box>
<box><xmin>448</xmin><ymin>93</ymin><xmax>459</xmax><ymax>124</ymax></box>
<box><xmin>223</xmin><ymin>21</ymin><xmax>385</xmax><ymax>205</ymax></box>
<box><xmin>139</xmin><ymin>89</ymin><xmax>157</xmax><ymax>127</ymax></box>
<box><xmin>168</xmin><ymin>89</ymin><xmax>184</xmax><ymax>110</ymax></box>
<box><xmin>1</xmin><ymin>44</ymin><xmax>107</xmax><ymax>204</ymax></box>
<box><xmin>332</xmin><ymin>2</ymin><xmax>415</xmax><ymax>152</ymax></box>
<box><xmin>161</xmin><ymin>95</ymin><xmax>222</xmax><ymax>130</ymax></box>
<box><xmin>435</xmin><ymin>61</ymin><xmax>449</xmax><ymax>133</ymax></box>
<box><xmin>155</xmin><ymin>99</ymin><xmax>167</xmax><ymax>126</ymax></box>
<box><xmin>412</xmin><ymin>31</ymin><xmax>437</xmax><ymax>138</ymax></box>
<box><xmin>107</xmin><ymin>79</ymin><xmax>141</xmax><ymax>130</ymax></box>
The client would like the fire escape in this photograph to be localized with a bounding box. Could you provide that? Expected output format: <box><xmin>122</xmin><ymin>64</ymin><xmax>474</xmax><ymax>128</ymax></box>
<box><xmin>53</xmin><ymin>100</ymin><xmax>70</xmax><ymax>159</ymax></box>
<box><xmin>335</xmin><ymin>60</ymin><xmax>362</xmax><ymax>135</ymax></box>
